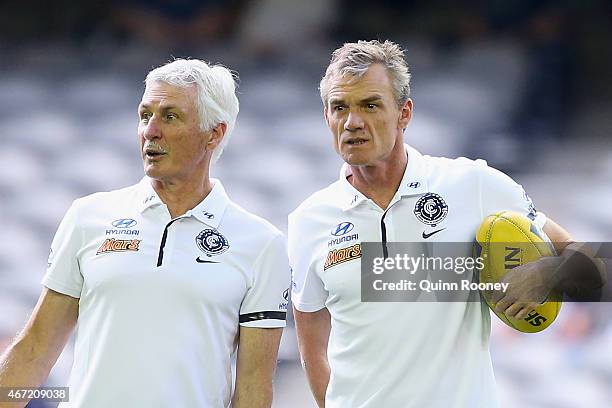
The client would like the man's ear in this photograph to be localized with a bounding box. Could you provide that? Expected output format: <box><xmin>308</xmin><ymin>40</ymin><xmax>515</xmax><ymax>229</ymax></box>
<box><xmin>323</xmin><ymin>106</ymin><xmax>331</xmax><ymax>128</ymax></box>
<box><xmin>206</xmin><ymin>123</ymin><xmax>227</xmax><ymax>151</ymax></box>
<box><xmin>399</xmin><ymin>98</ymin><xmax>413</xmax><ymax>131</ymax></box>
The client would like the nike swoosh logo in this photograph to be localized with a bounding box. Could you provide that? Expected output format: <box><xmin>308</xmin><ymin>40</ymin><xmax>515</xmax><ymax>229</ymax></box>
<box><xmin>422</xmin><ymin>228</ymin><xmax>446</xmax><ymax>239</ymax></box>
<box><xmin>196</xmin><ymin>257</ymin><xmax>220</xmax><ymax>264</ymax></box>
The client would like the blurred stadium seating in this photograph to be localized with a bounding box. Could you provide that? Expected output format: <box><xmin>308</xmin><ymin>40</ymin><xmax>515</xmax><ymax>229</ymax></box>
<box><xmin>1</xmin><ymin>1</ymin><xmax>611</xmax><ymax>407</ymax></box>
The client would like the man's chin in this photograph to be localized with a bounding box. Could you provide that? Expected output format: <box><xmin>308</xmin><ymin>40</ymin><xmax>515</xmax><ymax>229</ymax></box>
<box><xmin>144</xmin><ymin>164</ymin><xmax>163</xmax><ymax>179</ymax></box>
<box><xmin>341</xmin><ymin>152</ymin><xmax>370</xmax><ymax>166</ymax></box>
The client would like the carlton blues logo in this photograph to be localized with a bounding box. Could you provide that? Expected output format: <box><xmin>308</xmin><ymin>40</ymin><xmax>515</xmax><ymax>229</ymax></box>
<box><xmin>196</xmin><ymin>229</ymin><xmax>229</xmax><ymax>257</ymax></box>
<box><xmin>414</xmin><ymin>193</ymin><xmax>448</xmax><ymax>226</ymax></box>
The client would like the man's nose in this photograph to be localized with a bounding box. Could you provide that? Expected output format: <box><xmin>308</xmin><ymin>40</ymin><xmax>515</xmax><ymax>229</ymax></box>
<box><xmin>142</xmin><ymin>116</ymin><xmax>161</xmax><ymax>140</ymax></box>
<box><xmin>344</xmin><ymin>111</ymin><xmax>364</xmax><ymax>131</ymax></box>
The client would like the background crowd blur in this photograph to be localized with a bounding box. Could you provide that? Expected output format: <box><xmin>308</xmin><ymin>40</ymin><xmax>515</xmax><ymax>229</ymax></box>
<box><xmin>1</xmin><ymin>1</ymin><xmax>611</xmax><ymax>407</ymax></box>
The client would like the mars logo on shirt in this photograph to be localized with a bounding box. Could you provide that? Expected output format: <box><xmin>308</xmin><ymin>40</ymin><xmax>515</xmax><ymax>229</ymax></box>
<box><xmin>96</xmin><ymin>239</ymin><xmax>141</xmax><ymax>255</ymax></box>
<box><xmin>414</xmin><ymin>193</ymin><xmax>448</xmax><ymax>226</ymax></box>
<box><xmin>324</xmin><ymin>243</ymin><xmax>361</xmax><ymax>271</ymax></box>
<box><xmin>196</xmin><ymin>229</ymin><xmax>229</xmax><ymax>257</ymax></box>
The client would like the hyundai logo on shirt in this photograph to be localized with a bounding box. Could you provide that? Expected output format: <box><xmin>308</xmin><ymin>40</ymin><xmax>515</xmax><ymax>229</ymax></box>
<box><xmin>112</xmin><ymin>218</ymin><xmax>138</xmax><ymax>229</ymax></box>
<box><xmin>331</xmin><ymin>222</ymin><xmax>354</xmax><ymax>236</ymax></box>
<box><xmin>107</xmin><ymin>218</ymin><xmax>140</xmax><ymax>236</ymax></box>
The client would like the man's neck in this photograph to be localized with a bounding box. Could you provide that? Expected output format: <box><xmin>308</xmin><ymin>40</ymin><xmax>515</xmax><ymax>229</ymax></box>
<box><xmin>151</xmin><ymin>176</ymin><xmax>213</xmax><ymax>219</ymax></box>
<box><xmin>348</xmin><ymin>147</ymin><xmax>408</xmax><ymax>211</ymax></box>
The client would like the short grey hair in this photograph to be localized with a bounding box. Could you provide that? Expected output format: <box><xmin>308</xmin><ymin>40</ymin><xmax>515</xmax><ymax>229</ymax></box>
<box><xmin>145</xmin><ymin>58</ymin><xmax>239</xmax><ymax>164</ymax></box>
<box><xmin>319</xmin><ymin>40</ymin><xmax>411</xmax><ymax>107</ymax></box>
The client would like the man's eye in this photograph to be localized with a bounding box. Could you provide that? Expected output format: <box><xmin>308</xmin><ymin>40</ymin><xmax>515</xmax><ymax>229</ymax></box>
<box><xmin>366</xmin><ymin>104</ymin><xmax>377</xmax><ymax>110</ymax></box>
<box><xmin>333</xmin><ymin>105</ymin><xmax>345</xmax><ymax>112</ymax></box>
<box><xmin>166</xmin><ymin>113</ymin><xmax>177</xmax><ymax>120</ymax></box>
<box><xmin>140</xmin><ymin>112</ymin><xmax>151</xmax><ymax>122</ymax></box>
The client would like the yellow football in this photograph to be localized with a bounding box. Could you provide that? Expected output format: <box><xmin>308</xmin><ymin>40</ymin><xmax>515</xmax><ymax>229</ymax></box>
<box><xmin>474</xmin><ymin>211</ymin><xmax>562</xmax><ymax>333</ymax></box>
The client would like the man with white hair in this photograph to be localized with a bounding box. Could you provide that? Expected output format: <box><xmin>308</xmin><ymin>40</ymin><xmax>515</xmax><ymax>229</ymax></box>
<box><xmin>0</xmin><ymin>59</ymin><xmax>289</xmax><ymax>408</ymax></box>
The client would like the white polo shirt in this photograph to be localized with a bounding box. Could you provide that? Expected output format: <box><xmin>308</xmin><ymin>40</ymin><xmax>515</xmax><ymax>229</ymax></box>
<box><xmin>43</xmin><ymin>177</ymin><xmax>289</xmax><ymax>408</ymax></box>
<box><xmin>289</xmin><ymin>145</ymin><xmax>546</xmax><ymax>408</ymax></box>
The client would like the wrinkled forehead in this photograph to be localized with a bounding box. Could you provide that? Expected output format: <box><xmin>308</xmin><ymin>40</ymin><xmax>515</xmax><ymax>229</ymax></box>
<box><xmin>326</xmin><ymin>66</ymin><xmax>394</xmax><ymax>102</ymax></box>
<box><xmin>141</xmin><ymin>80</ymin><xmax>198</xmax><ymax>105</ymax></box>
<box><xmin>327</xmin><ymin>70</ymin><xmax>363</xmax><ymax>88</ymax></box>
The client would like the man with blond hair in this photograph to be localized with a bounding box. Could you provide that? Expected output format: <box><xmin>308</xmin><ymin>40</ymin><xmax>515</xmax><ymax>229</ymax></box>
<box><xmin>289</xmin><ymin>40</ymin><xmax>605</xmax><ymax>407</ymax></box>
<box><xmin>0</xmin><ymin>59</ymin><xmax>289</xmax><ymax>408</ymax></box>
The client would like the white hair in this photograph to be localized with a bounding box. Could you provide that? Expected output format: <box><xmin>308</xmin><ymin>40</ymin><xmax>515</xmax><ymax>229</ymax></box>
<box><xmin>320</xmin><ymin>40</ymin><xmax>412</xmax><ymax>107</ymax></box>
<box><xmin>145</xmin><ymin>58</ymin><xmax>239</xmax><ymax>164</ymax></box>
